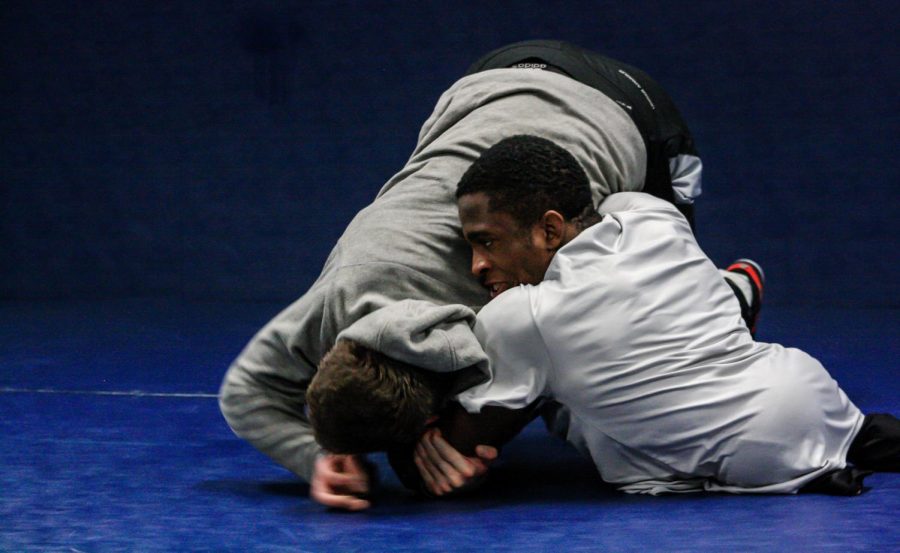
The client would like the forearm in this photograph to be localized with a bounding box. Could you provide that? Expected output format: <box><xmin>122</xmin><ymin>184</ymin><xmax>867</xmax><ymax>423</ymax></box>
<box><xmin>440</xmin><ymin>401</ymin><xmax>543</xmax><ymax>456</ymax></box>
<box><xmin>389</xmin><ymin>401</ymin><xmax>542</xmax><ymax>495</ymax></box>
<box><xmin>387</xmin><ymin>442</ymin><xmax>429</xmax><ymax>494</ymax></box>
<box><xmin>219</xmin><ymin>363</ymin><xmax>323</xmax><ymax>482</ymax></box>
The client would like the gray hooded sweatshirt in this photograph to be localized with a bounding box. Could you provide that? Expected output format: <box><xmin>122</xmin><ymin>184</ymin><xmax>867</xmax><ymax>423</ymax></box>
<box><xmin>218</xmin><ymin>68</ymin><xmax>645</xmax><ymax>481</ymax></box>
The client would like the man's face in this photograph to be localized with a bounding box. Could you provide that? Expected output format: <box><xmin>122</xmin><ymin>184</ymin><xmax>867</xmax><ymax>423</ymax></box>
<box><xmin>458</xmin><ymin>192</ymin><xmax>554</xmax><ymax>299</ymax></box>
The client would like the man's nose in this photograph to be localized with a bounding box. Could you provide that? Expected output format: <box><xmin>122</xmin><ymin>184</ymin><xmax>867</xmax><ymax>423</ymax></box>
<box><xmin>471</xmin><ymin>252</ymin><xmax>490</xmax><ymax>277</ymax></box>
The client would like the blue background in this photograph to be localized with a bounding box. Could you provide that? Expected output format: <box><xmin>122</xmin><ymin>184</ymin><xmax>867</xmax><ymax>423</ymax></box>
<box><xmin>2</xmin><ymin>0</ymin><xmax>898</xmax><ymax>305</ymax></box>
<box><xmin>2</xmin><ymin>3</ymin><xmax>898</xmax><ymax>551</ymax></box>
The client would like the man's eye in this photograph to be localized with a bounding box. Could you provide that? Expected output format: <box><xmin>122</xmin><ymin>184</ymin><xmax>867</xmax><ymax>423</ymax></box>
<box><xmin>481</xmin><ymin>239</ymin><xmax>493</xmax><ymax>247</ymax></box>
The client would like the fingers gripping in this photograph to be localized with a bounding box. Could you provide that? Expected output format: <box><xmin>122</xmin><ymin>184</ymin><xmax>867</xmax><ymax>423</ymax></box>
<box><xmin>413</xmin><ymin>428</ymin><xmax>494</xmax><ymax>496</ymax></box>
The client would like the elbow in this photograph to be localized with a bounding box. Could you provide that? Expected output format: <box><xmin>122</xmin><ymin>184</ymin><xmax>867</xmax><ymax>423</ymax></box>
<box><xmin>218</xmin><ymin>362</ymin><xmax>251</xmax><ymax>436</ymax></box>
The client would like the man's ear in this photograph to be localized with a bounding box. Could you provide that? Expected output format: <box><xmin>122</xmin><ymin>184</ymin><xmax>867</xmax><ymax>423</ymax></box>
<box><xmin>534</xmin><ymin>210</ymin><xmax>567</xmax><ymax>250</ymax></box>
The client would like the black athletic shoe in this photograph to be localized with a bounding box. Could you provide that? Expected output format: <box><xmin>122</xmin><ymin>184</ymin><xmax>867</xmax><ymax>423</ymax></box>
<box><xmin>725</xmin><ymin>258</ymin><xmax>765</xmax><ymax>336</ymax></box>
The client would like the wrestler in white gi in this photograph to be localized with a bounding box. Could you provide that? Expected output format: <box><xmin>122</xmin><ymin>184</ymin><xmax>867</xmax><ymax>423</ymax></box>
<box><xmin>458</xmin><ymin>190</ymin><xmax>864</xmax><ymax>493</ymax></box>
<box><xmin>426</xmin><ymin>135</ymin><xmax>894</xmax><ymax>495</ymax></box>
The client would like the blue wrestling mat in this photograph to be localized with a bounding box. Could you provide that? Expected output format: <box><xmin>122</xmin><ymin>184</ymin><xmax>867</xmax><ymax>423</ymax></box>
<box><xmin>3</xmin><ymin>0</ymin><xmax>897</xmax><ymax>550</ymax></box>
<box><xmin>1</xmin><ymin>301</ymin><xmax>897</xmax><ymax>552</ymax></box>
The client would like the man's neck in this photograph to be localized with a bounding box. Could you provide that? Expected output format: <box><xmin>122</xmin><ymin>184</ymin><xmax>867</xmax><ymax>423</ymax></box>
<box><xmin>568</xmin><ymin>205</ymin><xmax>602</xmax><ymax>239</ymax></box>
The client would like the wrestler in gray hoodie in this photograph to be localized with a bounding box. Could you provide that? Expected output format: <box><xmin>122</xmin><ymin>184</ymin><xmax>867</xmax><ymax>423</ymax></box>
<box><xmin>218</xmin><ymin>68</ymin><xmax>645</xmax><ymax>481</ymax></box>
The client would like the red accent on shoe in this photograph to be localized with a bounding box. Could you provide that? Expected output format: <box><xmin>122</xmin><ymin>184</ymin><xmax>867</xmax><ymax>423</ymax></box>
<box><xmin>726</xmin><ymin>262</ymin><xmax>764</xmax><ymax>300</ymax></box>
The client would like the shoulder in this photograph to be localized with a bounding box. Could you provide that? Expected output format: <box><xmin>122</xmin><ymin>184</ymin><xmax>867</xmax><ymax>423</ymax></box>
<box><xmin>476</xmin><ymin>285</ymin><xmax>531</xmax><ymax>321</ymax></box>
<box><xmin>596</xmin><ymin>192</ymin><xmax>693</xmax><ymax>241</ymax></box>
<box><xmin>598</xmin><ymin>192</ymin><xmax>683</xmax><ymax>217</ymax></box>
<box><xmin>474</xmin><ymin>286</ymin><xmax>538</xmax><ymax>342</ymax></box>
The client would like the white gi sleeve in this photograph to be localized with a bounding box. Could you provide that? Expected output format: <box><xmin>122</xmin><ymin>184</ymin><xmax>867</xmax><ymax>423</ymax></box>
<box><xmin>456</xmin><ymin>287</ymin><xmax>552</xmax><ymax>413</ymax></box>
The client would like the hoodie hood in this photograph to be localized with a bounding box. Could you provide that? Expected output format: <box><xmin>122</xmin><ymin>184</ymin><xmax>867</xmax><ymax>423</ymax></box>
<box><xmin>336</xmin><ymin>299</ymin><xmax>488</xmax><ymax>375</ymax></box>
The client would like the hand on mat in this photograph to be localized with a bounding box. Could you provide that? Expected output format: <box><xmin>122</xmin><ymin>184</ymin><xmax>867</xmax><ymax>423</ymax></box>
<box><xmin>414</xmin><ymin>427</ymin><xmax>498</xmax><ymax>496</ymax></box>
<box><xmin>310</xmin><ymin>453</ymin><xmax>371</xmax><ymax>511</ymax></box>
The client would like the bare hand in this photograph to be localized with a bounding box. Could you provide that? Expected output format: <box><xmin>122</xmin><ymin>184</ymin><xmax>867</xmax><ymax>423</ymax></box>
<box><xmin>310</xmin><ymin>454</ymin><xmax>371</xmax><ymax>511</ymax></box>
<box><xmin>414</xmin><ymin>427</ymin><xmax>498</xmax><ymax>496</ymax></box>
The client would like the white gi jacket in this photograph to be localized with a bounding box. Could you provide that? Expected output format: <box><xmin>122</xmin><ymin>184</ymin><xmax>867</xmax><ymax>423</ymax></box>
<box><xmin>459</xmin><ymin>193</ymin><xmax>864</xmax><ymax>494</ymax></box>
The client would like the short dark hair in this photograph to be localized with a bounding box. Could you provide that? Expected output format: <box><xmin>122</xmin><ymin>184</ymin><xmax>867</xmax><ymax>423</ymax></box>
<box><xmin>307</xmin><ymin>340</ymin><xmax>448</xmax><ymax>454</ymax></box>
<box><xmin>456</xmin><ymin>135</ymin><xmax>592</xmax><ymax>227</ymax></box>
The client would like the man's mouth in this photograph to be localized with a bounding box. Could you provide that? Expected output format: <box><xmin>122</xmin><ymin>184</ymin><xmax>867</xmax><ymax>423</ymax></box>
<box><xmin>486</xmin><ymin>282</ymin><xmax>511</xmax><ymax>299</ymax></box>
